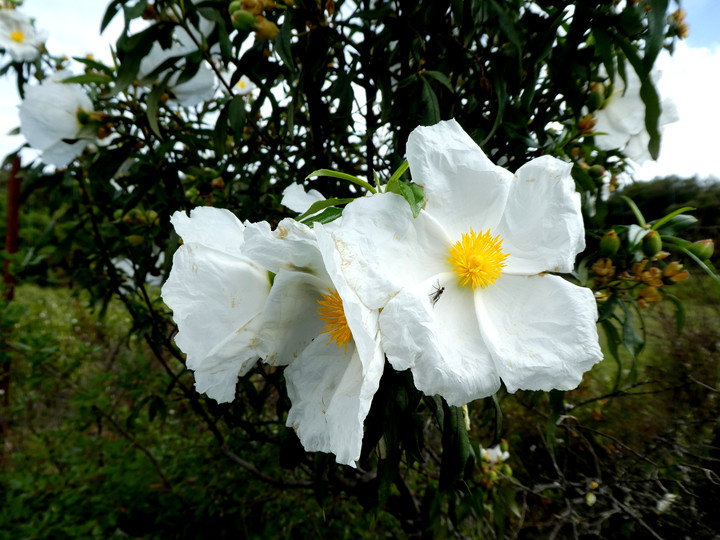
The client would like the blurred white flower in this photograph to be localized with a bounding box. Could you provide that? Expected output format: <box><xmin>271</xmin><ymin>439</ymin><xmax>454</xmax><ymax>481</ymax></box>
<box><xmin>594</xmin><ymin>67</ymin><xmax>678</xmax><ymax>164</ymax></box>
<box><xmin>0</xmin><ymin>8</ymin><xmax>46</xmax><ymax>62</ymax></box>
<box><xmin>161</xmin><ymin>207</ymin><xmax>271</xmax><ymax>403</ymax></box>
<box><xmin>655</xmin><ymin>492</ymin><xmax>677</xmax><ymax>513</ymax></box>
<box><xmin>235</xmin><ymin>75</ymin><xmax>256</xmax><ymax>96</ymax></box>
<box><xmin>480</xmin><ymin>444</ymin><xmax>510</xmax><ymax>465</ymax></box>
<box><xmin>138</xmin><ymin>18</ymin><xmax>217</xmax><ymax>106</ymax></box>
<box><xmin>18</xmin><ymin>73</ymin><xmax>94</xmax><ymax>168</ymax></box>
<box><xmin>328</xmin><ymin>119</ymin><xmax>602</xmax><ymax>406</ymax></box>
<box><xmin>243</xmin><ymin>218</ymin><xmax>384</xmax><ymax>467</ymax></box>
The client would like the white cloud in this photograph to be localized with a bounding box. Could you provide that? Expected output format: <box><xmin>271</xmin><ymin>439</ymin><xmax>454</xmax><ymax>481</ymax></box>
<box><xmin>635</xmin><ymin>41</ymin><xmax>720</xmax><ymax>180</ymax></box>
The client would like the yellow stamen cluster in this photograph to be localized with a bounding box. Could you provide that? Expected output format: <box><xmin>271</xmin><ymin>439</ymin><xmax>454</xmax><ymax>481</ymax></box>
<box><xmin>10</xmin><ymin>30</ymin><xmax>24</xmax><ymax>43</ymax></box>
<box><xmin>317</xmin><ymin>288</ymin><xmax>352</xmax><ymax>350</ymax></box>
<box><xmin>448</xmin><ymin>229</ymin><xmax>509</xmax><ymax>289</ymax></box>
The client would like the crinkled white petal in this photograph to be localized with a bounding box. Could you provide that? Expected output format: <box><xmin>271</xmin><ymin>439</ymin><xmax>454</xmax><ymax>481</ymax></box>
<box><xmin>243</xmin><ymin>218</ymin><xmax>330</xmax><ymax>279</ymax></box>
<box><xmin>474</xmin><ymin>274</ymin><xmax>602</xmax><ymax>394</ymax></box>
<box><xmin>281</xmin><ymin>183</ymin><xmax>326</xmax><ymax>214</ymax></box>
<box><xmin>284</xmin><ymin>340</ymin><xmax>369</xmax><ymax>467</ymax></box>
<box><xmin>496</xmin><ymin>155</ymin><xmax>585</xmax><ymax>274</ymax></box>
<box><xmin>256</xmin><ymin>270</ymin><xmax>327</xmax><ymax>366</ymax></box>
<box><xmin>162</xmin><ymin>209</ymin><xmax>269</xmax><ymax>403</ymax></box>
<box><xmin>40</xmin><ymin>140</ymin><xmax>91</xmax><ymax>169</ymax></box>
<box><xmin>330</xmin><ymin>193</ymin><xmax>450</xmax><ymax>310</ymax></box>
<box><xmin>170</xmin><ymin>207</ymin><xmax>247</xmax><ymax>255</ymax></box>
<box><xmin>406</xmin><ymin>118</ymin><xmax>513</xmax><ymax>238</ymax></box>
<box><xmin>381</xmin><ymin>275</ymin><xmax>500</xmax><ymax>406</ymax></box>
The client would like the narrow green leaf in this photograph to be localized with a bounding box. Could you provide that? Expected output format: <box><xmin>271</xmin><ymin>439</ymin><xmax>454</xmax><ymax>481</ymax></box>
<box><xmin>656</xmin><ymin>214</ymin><xmax>698</xmax><ymax>236</ymax></box>
<box><xmin>386</xmin><ymin>179</ymin><xmax>425</xmax><ymax>218</ymax></box>
<box><xmin>275</xmin><ymin>11</ymin><xmax>296</xmax><ymax>73</ymax></box>
<box><xmin>644</xmin><ymin>0</ymin><xmax>670</xmax><ymax>70</ymax></box>
<box><xmin>101</xmin><ymin>0</ymin><xmax>123</xmax><ymax>32</ymax></box>
<box><xmin>651</xmin><ymin>206</ymin><xmax>696</xmax><ymax>231</ymax></box>
<box><xmin>423</xmin><ymin>70</ymin><xmax>454</xmax><ymax>93</ymax></box>
<box><xmin>146</xmin><ymin>83</ymin><xmax>166</xmax><ymax>139</ymax></box>
<box><xmin>297</xmin><ymin>198</ymin><xmax>354</xmax><ymax>222</ymax></box>
<box><xmin>639</xmin><ymin>77</ymin><xmax>662</xmax><ymax>160</ymax></box>
<box><xmin>620</xmin><ymin>195</ymin><xmax>646</xmax><ymax>227</ymax></box>
<box><xmin>301</xmin><ymin>206</ymin><xmax>344</xmax><ymax>226</ymax></box>
<box><xmin>228</xmin><ymin>95</ymin><xmax>247</xmax><ymax>135</ymax></box>
<box><xmin>60</xmin><ymin>74</ymin><xmax>113</xmax><ymax>85</ymax></box>
<box><xmin>387</xmin><ymin>160</ymin><xmax>409</xmax><ymax>185</ymax></box>
<box><xmin>600</xmin><ymin>319</ymin><xmax>623</xmax><ymax>392</ymax></box>
<box><xmin>592</xmin><ymin>27</ymin><xmax>615</xmax><ymax>82</ymax></box>
<box><xmin>663</xmin><ymin>293</ymin><xmax>686</xmax><ymax>334</ymax></box>
<box><xmin>420</xmin><ymin>78</ymin><xmax>441</xmax><ymax>125</ymax></box>
<box><xmin>213</xmin><ymin>100</ymin><xmax>231</xmax><ymax>159</ymax></box>
<box><xmin>71</xmin><ymin>56</ymin><xmax>115</xmax><ymax>76</ymax></box>
<box><xmin>439</xmin><ymin>403</ymin><xmax>470</xmax><ymax>491</ymax></box>
<box><xmin>305</xmin><ymin>169</ymin><xmax>377</xmax><ymax>194</ymax></box>
<box><xmin>677</xmin><ymin>245</ymin><xmax>720</xmax><ymax>286</ymax></box>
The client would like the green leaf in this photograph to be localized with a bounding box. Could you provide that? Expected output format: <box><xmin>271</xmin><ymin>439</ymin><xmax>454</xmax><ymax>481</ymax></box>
<box><xmin>639</xmin><ymin>77</ymin><xmax>662</xmax><ymax>160</ymax></box>
<box><xmin>600</xmin><ymin>318</ymin><xmax>623</xmax><ymax>391</ymax></box>
<box><xmin>592</xmin><ymin>27</ymin><xmax>615</xmax><ymax>82</ymax></box>
<box><xmin>302</xmin><ymin>206</ymin><xmax>344</xmax><ymax>226</ymax></box>
<box><xmin>545</xmin><ymin>390</ymin><xmax>565</xmax><ymax>451</ymax></box>
<box><xmin>663</xmin><ymin>293</ymin><xmax>685</xmax><ymax>334</ymax></box>
<box><xmin>386</xmin><ymin>179</ymin><xmax>425</xmax><ymax>218</ymax></box>
<box><xmin>213</xmin><ymin>100</ymin><xmax>231</xmax><ymax>159</ymax></box>
<box><xmin>100</xmin><ymin>0</ymin><xmax>123</xmax><ymax>32</ymax></box>
<box><xmin>305</xmin><ymin>169</ymin><xmax>377</xmax><ymax>194</ymax></box>
<box><xmin>146</xmin><ymin>82</ymin><xmax>167</xmax><ymax>139</ymax></box>
<box><xmin>387</xmin><ymin>160</ymin><xmax>409</xmax><ymax>185</ymax></box>
<box><xmin>420</xmin><ymin>78</ymin><xmax>441</xmax><ymax>125</ymax></box>
<box><xmin>275</xmin><ymin>10</ymin><xmax>296</xmax><ymax>73</ymax></box>
<box><xmin>228</xmin><ymin>95</ymin><xmax>247</xmax><ymax>135</ymax></box>
<box><xmin>423</xmin><ymin>70</ymin><xmax>454</xmax><ymax>93</ymax></box>
<box><xmin>60</xmin><ymin>74</ymin><xmax>113</xmax><ymax>85</ymax></box>
<box><xmin>620</xmin><ymin>195</ymin><xmax>647</xmax><ymax>227</ymax></box>
<box><xmin>656</xmin><ymin>214</ymin><xmax>698</xmax><ymax>236</ymax></box>
<box><xmin>70</xmin><ymin>55</ymin><xmax>115</xmax><ymax>75</ymax></box>
<box><xmin>644</xmin><ymin>0</ymin><xmax>670</xmax><ymax>71</ymax></box>
<box><xmin>297</xmin><ymin>198</ymin><xmax>354</xmax><ymax>222</ymax></box>
<box><xmin>439</xmin><ymin>402</ymin><xmax>470</xmax><ymax>491</ymax></box>
<box><xmin>650</xmin><ymin>206</ymin><xmax>696</xmax><ymax>231</ymax></box>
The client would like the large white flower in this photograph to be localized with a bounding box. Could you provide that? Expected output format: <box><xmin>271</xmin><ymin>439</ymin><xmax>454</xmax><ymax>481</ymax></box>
<box><xmin>138</xmin><ymin>20</ymin><xmax>216</xmax><ymax>106</ymax></box>
<box><xmin>243</xmin><ymin>218</ymin><xmax>384</xmax><ymax>467</ymax></box>
<box><xmin>328</xmin><ymin>119</ymin><xmax>602</xmax><ymax>406</ymax></box>
<box><xmin>594</xmin><ymin>66</ymin><xmax>678</xmax><ymax>164</ymax></box>
<box><xmin>161</xmin><ymin>207</ymin><xmax>270</xmax><ymax>403</ymax></box>
<box><xmin>18</xmin><ymin>74</ymin><xmax>94</xmax><ymax>168</ymax></box>
<box><xmin>0</xmin><ymin>9</ymin><xmax>46</xmax><ymax>62</ymax></box>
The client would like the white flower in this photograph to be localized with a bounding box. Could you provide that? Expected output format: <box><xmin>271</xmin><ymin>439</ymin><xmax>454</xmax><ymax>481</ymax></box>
<box><xmin>655</xmin><ymin>492</ymin><xmax>677</xmax><ymax>513</ymax></box>
<box><xmin>0</xmin><ymin>9</ymin><xmax>46</xmax><ymax>62</ymax></box>
<box><xmin>480</xmin><ymin>444</ymin><xmax>509</xmax><ymax>465</ymax></box>
<box><xmin>19</xmin><ymin>74</ymin><xmax>94</xmax><ymax>168</ymax></box>
<box><xmin>235</xmin><ymin>75</ymin><xmax>256</xmax><ymax>96</ymax></box>
<box><xmin>138</xmin><ymin>21</ymin><xmax>216</xmax><ymax>106</ymax></box>
<box><xmin>328</xmin><ymin>119</ymin><xmax>602</xmax><ymax>406</ymax></box>
<box><xmin>243</xmin><ymin>218</ymin><xmax>384</xmax><ymax>467</ymax></box>
<box><xmin>280</xmin><ymin>183</ymin><xmax>326</xmax><ymax>214</ymax></box>
<box><xmin>594</xmin><ymin>66</ymin><xmax>678</xmax><ymax>164</ymax></box>
<box><xmin>161</xmin><ymin>207</ymin><xmax>271</xmax><ymax>403</ymax></box>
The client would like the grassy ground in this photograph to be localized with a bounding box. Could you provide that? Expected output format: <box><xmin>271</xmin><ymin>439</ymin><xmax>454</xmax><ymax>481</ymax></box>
<box><xmin>1</xmin><ymin>278</ymin><xmax>718</xmax><ymax>538</ymax></box>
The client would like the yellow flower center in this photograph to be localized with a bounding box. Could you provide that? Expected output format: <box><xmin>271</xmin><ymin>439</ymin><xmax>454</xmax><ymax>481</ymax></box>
<box><xmin>237</xmin><ymin>80</ymin><xmax>247</xmax><ymax>89</ymax></box>
<box><xmin>317</xmin><ymin>289</ymin><xmax>352</xmax><ymax>350</ymax></box>
<box><xmin>448</xmin><ymin>229</ymin><xmax>509</xmax><ymax>289</ymax></box>
<box><xmin>10</xmin><ymin>30</ymin><xmax>25</xmax><ymax>43</ymax></box>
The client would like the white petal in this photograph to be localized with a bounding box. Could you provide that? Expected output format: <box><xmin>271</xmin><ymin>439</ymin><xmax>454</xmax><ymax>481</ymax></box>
<box><xmin>496</xmin><ymin>155</ymin><xmax>585</xmax><ymax>275</ymax></box>
<box><xmin>243</xmin><ymin>218</ymin><xmax>330</xmax><ymax>279</ymax></box>
<box><xmin>381</xmin><ymin>275</ymin><xmax>500</xmax><ymax>406</ymax></box>
<box><xmin>330</xmin><ymin>193</ymin><xmax>450</xmax><ymax>310</ymax></box>
<box><xmin>475</xmin><ymin>274</ymin><xmax>602</xmax><ymax>393</ymax></box>
<box><xmin>281</xmin><ymin>183</ymin><xmax>326</xmax><ymax>214</ymax></box>
<box><xmin>256</xmin><ymin>270</ymin><xmax>328</xmax><ymax>366</ymax></box>
<box><xmin>170</xmin><ymin>207</ymin><xmax>246</xmax><ymax>255</ymax></box>
<box><xmin>161</xmin><ymin>224</ymin><xmax>269</xmax><ymax>402</ymax></box>
<box><xmin>40</xmin><ymin>140</ymin><xmax>90</xmax><ymax>169</ymax></box>
<box><xmin>169</xmin><ymin>62</ymin><xmax>216</xmax><ymax>106</ymax></box>
<box><xmin>285</xmin><ymin>339</ymin><xmax>383</xmax><ymax>467</ymax></box>
<box><xmin>406</xmin><ymin>118</ymin><xmax>513</xmax><ymax>238</ymax></box>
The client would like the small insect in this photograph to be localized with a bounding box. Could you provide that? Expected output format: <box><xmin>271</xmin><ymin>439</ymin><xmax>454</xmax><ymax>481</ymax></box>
<box><xmin>429</xmin><ymin>281</ymin><xmax>445</xmax><ymax>307</ymax></box>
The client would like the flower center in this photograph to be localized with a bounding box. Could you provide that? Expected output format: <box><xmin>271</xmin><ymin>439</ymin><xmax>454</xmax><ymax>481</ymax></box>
<box><xmin>448</xmin><ymin>228</ymin><xmax>509</xmax><ymax>289</ymax></box>
<box><xmin>317</xmin><ymin>289</ymin><xmax>352</xmax><ymax>350</ymax></box>
<box><xmin>10</xmin><ymin>30</ymin><xmax>25</xmax><ymax>43</ymax></box>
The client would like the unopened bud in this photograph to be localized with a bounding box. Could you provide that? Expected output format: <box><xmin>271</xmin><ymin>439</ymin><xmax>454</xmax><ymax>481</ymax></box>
<box><xmin>589</xmin><ymin>164</ymin><xmax>606</xmax><ymax>179</ymax></box>
<box><xmin>599</xmin><ymin>230</ymin><xmax>620</xmax><ymax>256</ymax></box>
<box><xmin>126</xmin><ymin>234</ymin><xmax>145</xmax><ymax>246</ymax></box>
<box><xmin>254</xmin><ymin>16</ymin><xmax>279</xmax><ymax>40</ymax></box>
<box><xmin>639</xmin><ymin>286</ymin><xmax>661</xmax><ymax>303</ymax></box>
<box><xmin>642</xmin><ymin>230</ymin><xmax>662</xmax><ymax>258</ymax></box>
<box><xmin>588</xmin><ymin>83</ymin><xmax>605</xmax><ymax>110</ymax></box>
<box><xmin>211</xmin><ymin>177</ymin><xmax>225</xmax><ymax>190</ymax></box>
<box><xmin>578</xmin><ymin>114</ymin><xmax>597</xmax><ymax>135</ymax></box>
<box><xmin>663</xmin><ymin>261</ymin><xmax>684</xmax><ymax>278</ymax></box>
<box><xmin>228</xmin><ymin>0</ymin><xmax>243</xmax><ymax>14</ymax></box>
<box><xmin>242</xmin><ymin>0</ymin><xmax>263</xmax><ymax>15</ymax></box>
<box><xmin>231</xmin><ymin>9</ymin><xmax>256</xmax><ymax>32</ymax></box>
<box><xmin>688</xmin><ymin>239</ymin><xmax>714</xmax><ymax>260</ymax></box>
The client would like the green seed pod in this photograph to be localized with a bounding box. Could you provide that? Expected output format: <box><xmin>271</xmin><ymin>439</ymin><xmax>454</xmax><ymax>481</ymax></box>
<box><xmin>642</xmin><ymin>230</ymin><xmax>662</xmax><ymax>258</ymax></box>
<box><xmin>228</xmin><ymin>0</ymin><xmax>243</xmax><ymax>15</ymax></box>
<box><xmin>589</xmin><ymin>164</ymin><xmax>606</xmax><ymax>179</ymax></box>
<box><xmin>231</xmin><ymin>9</ymin><xmax>256</xmax><ymax>32</ymax></box>
<box><xmin>599</xmin><ymin>230</ymin><xmax>620</xmax><ymax>256</ymax></box>
<box><xmin>588</xmin><ymin>85</ymin><xmax>605</xmax><ymax>110</ymax></box>
<box><xmin>688</xmin><ymin>239</ymin><xmax>714</xmax><ymax>260</ymax></box>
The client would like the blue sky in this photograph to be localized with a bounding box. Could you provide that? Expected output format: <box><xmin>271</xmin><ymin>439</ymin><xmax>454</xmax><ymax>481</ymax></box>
<box><xmin>1</xmin><ymin>1</ymin><xmax>719</xmax><ymax>180</ymax></box>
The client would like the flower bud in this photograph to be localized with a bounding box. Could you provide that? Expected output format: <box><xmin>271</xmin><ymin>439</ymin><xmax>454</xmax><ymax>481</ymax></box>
<box><xmin>242</xmin><ymin>0</ymin><xmax>263</xmax><ymax>16</ymax></box>
<box><xmin>688</xmin><ymin>239</ymin><xmax>714</xmax><ymax>260</ymax></box>
<box><xmin>228</xmin><ymin>0</ymin><xmax>243</xmax><ymax>14</ymax></box>
<box><xmin>588</xmin><ymin>83</ymin><xmax>605</xmax><ymax>110</ymax></box>
<box><xmin>599</xmin><ymin>230</ymin><xmax>620</xmax><ymax>256</ymax></box>
<box><xmin>231</xmin><ymin>9</ymin><xmax>256</xmax><ymax>32</ymax></box>
<box><xmin>639</xmin><ymin>286</ymin><xmax>661</xmax><ymax>304</ymax></box>
<box><xmin>254</xmin><ymin>16</ymin><xmax>279</xmax><ymax>40</ymax></box>
<box><xmin>662</xmin><ymin>261</ymin><xmax>683</xmax><ymax>278</ymax></box>
<box><xmin>578</xmin><ymin>114</ymin><xmax>597</xmax><ymax>135</ymax></box>
<box><xmin>211</xmin><ymin>176</ymin><xmax>225</xmax><ymax>190</ymax></box>
<box><xmin>126</xmin><ymin>234</ymin><xmax>145</xmax><ymax>246</ymax></box>
<box><xmin>642</xmin><ymin>230</ymin><xmax>662</xmax><ymax>258</ymax></box>
<box><xmin>589</xmin><ymin>164</ymin><xmax>606</xmax><ymax>179</ymax></box>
